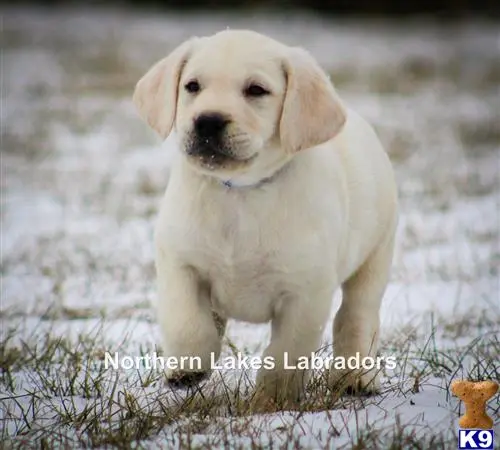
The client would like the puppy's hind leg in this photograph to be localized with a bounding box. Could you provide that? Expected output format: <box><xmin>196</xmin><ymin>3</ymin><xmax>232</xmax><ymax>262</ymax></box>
<box><xmin>156</xmin><ymin>251</ymin><xmax>224</xmax><ymax>388</ymax></box>
<box><xmin>330</xmin><ymin>230</ymin><xmax>395</xmax><ymax>394</ymax></box>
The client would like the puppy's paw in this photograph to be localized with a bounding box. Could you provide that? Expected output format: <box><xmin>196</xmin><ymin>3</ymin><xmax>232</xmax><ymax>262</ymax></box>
<box><xmin>329</xmin><ymin>368</ymin><xmax>381</xmax><ymax>396</ymax></box>
<box><xmin>252</xmin><ymin>371</ymin><xmax>304</xmax><ymax>412</ymax></box>
<box><xmin>249</xmin><ymin>390</ymin><xmax>300</xmax><ymax>414</ymax></box>
<box><xmin>165</xmin><ymin>370</ymin><xmax>209</xmax><ymax>389</ymax></box>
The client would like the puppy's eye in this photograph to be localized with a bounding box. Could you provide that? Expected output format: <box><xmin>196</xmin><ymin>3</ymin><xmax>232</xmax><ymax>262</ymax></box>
<box><xmin>184</xmin><ymin>80</ymin><xmax>201</xmax><ymax>94</ymax></box>
<box><xmin>244</xmin><ymin>84</ymin><xmax>270</xmax><ymax>98</ymax></box>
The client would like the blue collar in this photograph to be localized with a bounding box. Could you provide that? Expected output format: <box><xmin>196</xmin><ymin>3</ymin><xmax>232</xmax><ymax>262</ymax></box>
<box><xmin>220</xmin><ymin>175</ymin><xmax>273</xmax><ymax>190</ymax></box>
<box><xmin>220</xmin><ymin>162</ymin><xmax>291</xmax><ymax>190</ymax></box>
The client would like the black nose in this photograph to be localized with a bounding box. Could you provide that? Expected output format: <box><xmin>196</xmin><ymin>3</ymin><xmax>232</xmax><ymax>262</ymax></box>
<box><xmin>194</xmin><ymin>113</ymin><xmax>229</xmax><ymax>139</ymax></box>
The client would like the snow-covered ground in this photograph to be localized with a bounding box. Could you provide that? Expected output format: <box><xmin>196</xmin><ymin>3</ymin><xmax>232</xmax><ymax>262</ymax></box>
<box><xmin>1</xmin><ymin>7</ymin><xmax>499</xmax><ymax>448</ymax></box>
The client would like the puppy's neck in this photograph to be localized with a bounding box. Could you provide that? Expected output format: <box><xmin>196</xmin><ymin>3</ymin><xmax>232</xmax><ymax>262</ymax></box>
<box><xmin>183</xmin><ymin>150</ymin><xmax>293</xmax><ymax>190</ymax></box>
<box><xmin>219</xmin><ymin>166</ymin><xmax>288</xmax><ymax>189</ymax></box>
<box><xmin>218</xmin><ymin>151</ymin><xmax>293</xmax><ymax>190</ymax></box>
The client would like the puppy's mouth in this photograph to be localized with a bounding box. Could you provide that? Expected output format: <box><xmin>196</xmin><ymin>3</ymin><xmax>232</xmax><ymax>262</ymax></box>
<box><xmin>184</xmin><ymin>139</ymin><xmax>256</xmax><ymax>172</ymax></box>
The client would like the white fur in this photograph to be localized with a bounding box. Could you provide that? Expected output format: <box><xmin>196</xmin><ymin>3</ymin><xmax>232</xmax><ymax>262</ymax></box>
<box><xmin>133</xmin><ymin>30</ymin><xmax>398</xmax><ymax>409</ymax></box>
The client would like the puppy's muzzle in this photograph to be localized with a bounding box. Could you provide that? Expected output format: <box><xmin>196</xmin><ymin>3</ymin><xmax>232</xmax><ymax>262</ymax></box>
<box><xmin>186</xmin><ymin>112</ymin><xmax>235</xmax><ymax>166</ymax></box>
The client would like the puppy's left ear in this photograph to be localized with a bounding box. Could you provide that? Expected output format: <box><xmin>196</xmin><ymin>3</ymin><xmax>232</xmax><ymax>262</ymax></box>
<box><xmin>133</xmin><ymin>38</ymin><xmax>198</xmax><ymax>139</ymax></box>
<box><xmin>280</xmin><ymin>48</ymin><xmax>346</xmax><ymax>153</ymax></box>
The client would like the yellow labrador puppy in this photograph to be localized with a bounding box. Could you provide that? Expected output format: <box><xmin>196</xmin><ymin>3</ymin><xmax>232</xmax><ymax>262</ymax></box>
<box><xmin>133</xmin><ymin>30</ymin><xmax>398</xmax><ymax>408</ymax></box>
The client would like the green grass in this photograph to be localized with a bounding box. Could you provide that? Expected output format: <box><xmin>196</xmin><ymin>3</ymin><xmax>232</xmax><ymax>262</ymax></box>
<box><xmin>1</xmin><ymin>310</ymin><xmax>498</xmax><ymax>448</ymax></box>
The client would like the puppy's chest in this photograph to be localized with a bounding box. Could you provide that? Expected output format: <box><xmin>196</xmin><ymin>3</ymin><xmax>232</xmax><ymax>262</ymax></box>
<box><xmin>177</xmin><ymin>199</ymin><xmax>297</xmax><ymax>321</ymax></box>
<box><xmin>192</xmin><ymin>219</ymin><xmax>286</xmax><ymax>322</ymax></box>
<box><xmin>168</xmin><ymin>189</ymin><xmax>334</xmax><ymax>322</ymax></box>
<box><xmin>207</xmin><ymin>256</ymin><xmax>280</xmax><ymax>323</ymax></box>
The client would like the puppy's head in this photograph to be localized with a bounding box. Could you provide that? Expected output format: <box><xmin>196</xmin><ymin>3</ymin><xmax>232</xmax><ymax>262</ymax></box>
<box><xmin>133</xmin><ymin>30</ymin><xmax>346</xmax><ymax>184</ymax></box>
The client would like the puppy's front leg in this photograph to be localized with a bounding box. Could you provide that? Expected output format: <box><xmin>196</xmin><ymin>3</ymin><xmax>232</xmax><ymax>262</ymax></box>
<box><xmin>253</xmin><ymin>291</ymin><xmax>331</xmax><ymax>411</ymax></box>
<box><xmin>156</xmin><ymin>250</ymin><xmax>223</xmax><ymax>387</ymax></box>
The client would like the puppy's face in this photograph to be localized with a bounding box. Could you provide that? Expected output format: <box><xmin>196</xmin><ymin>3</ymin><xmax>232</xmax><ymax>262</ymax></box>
<box><xmin>133</xmin><ymin>30</ymin><xmax>346</xmax><ymax>185</ymax></box>
<box><xmin>175</xmin><ymin>34</ymin><xmax>286</xmax><ymax>177</ymax></box>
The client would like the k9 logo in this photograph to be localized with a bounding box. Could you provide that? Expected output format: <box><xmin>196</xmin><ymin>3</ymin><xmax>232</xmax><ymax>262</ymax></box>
<box><xmin>458</xmin><ymin>430</ymin><xmax>494</xmax><ymax>449</ymax></box>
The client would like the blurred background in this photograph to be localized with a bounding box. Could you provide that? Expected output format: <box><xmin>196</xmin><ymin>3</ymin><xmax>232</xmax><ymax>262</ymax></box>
<box><xmin>6</xmin><ymin>0</ymin><xmax>500</xmax><ymax>16</ymax></box>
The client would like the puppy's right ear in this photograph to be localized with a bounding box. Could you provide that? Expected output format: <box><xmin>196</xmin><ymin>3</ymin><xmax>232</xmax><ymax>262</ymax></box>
<box><xmin>133</xmin><ymin>38</ymin><xmax>198</xmax><ymax>139</ymax></box>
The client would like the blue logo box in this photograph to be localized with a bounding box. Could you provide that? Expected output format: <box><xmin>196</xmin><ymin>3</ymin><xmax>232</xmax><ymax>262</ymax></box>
<box><xmin>458</xmin><ymin>429</ymin><xmax>494</xmax><ymax>449</ymax></box>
